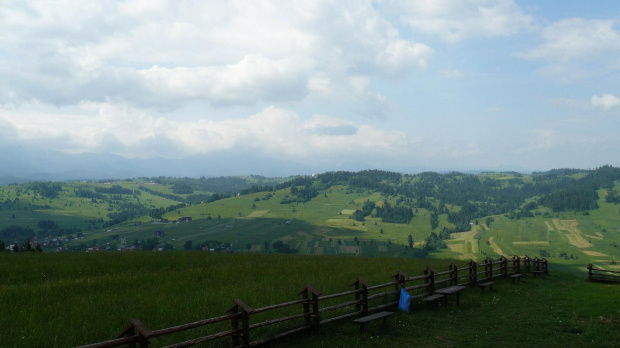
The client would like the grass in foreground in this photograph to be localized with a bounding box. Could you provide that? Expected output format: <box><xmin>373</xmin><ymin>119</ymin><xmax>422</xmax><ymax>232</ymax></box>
<box><xmin>0</xmin><ymin>253</ymin><xmax>618</xmax><ymax>347</ymax></box>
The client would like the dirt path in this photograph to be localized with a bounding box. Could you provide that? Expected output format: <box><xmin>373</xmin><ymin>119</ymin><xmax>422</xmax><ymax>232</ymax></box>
<box><xmin>488</xmin><ymin>237</ymin><xmax>506</xmax><ymax>256</ymax></box>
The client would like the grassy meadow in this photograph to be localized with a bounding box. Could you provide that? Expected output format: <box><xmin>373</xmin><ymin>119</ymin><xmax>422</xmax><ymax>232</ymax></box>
<box><xmin>1</xmin><ymin>252</ymin><xmax>619</xmax><ymax>347</ymax></box>
<box><xmin>2</xmin><ymin>171</ymin><xmax>620</xmax><ymax>346</ymax></box>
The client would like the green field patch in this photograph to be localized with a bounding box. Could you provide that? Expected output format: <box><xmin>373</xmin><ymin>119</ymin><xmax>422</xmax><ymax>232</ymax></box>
<box><xmin>512</xmin><ymin>241</ymin><xmax>549</xmax><ymax>245</ymax></box>
<box><xmin>246</xmin><ymin>210</ymin><xmax>269</xmax><ymax>218</ymax></box>
<box><xmin>445</xmin><ymin>239</ymin><xmax>463</xmax><ymax>244</ymax></box>
<box><xmin>582</xmin><ymin>250</ymin><xmax>608</xmax><ymax>257</ymax></box>
<box><xmin>34</xmin><ymin>209</ymin><xmax>80</xmax><ymax>214</ymax></box>
<box><xmin>451</xmin><ymin>230</ymin><xmax>479</xmax><ymax>241</ymax></box>
<box><xmin>338</xmin><ymin>245</ymin><xmax>361</xmax><ymax>255</ymax></box>
<box><xmin>340</xmin><ymin>209</ymin><xmax>356</xmax><ymax>215</ymax></box>
<box><xmin>447</xmin><ymin>241</ymin><xmax>465</xmax><ymax>253</ymax></box>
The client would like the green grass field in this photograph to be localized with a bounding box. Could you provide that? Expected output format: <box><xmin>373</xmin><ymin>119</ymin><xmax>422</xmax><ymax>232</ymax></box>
<box><xmin>2</xmin><ymin>178</ymin><xmax>620</xmax><ymax>270</ymax></box>
<box><xmin>0</xmin><ymin>252</ymin><xmax>618</xmax><ymax>347</ymax></box>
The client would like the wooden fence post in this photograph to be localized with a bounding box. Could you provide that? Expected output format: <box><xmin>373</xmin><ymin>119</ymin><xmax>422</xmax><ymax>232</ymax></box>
<box><xmin>500</xmin><ymin>257</ymin><xmax>508</xmax><ymax>277</ymax></box>
<box><xmin>299</xmin><ymin>287</ymin><xmax>311</xmax><ymax>328</ymax></box>
<box><xmin>310</xmin><ymin>285</ymin><xmax>321</xmax><ymax>333</ymax></box>
<box><xmin>352</xmin><ymin>278</ymin><xmax>361</xmax><ymax>313</ymax></box>
<box><xmin>468</xmin><ymin>260</ymin><xmax>477</xmax><ymax>285</ymax></box>
<box><xmin>485</xmin><ymin>258</ymin><xmax>493</xmax><ymax>280</ymax></box>
<box><xmin>299</xmin><ymin>284</ymin><xmax>322</xmax><ymax>333</ymax></box>
<box><xmin>233</xmin><ymin>299</ymin><xmax>253</xmax><ymax>347</ymax></box>
<box><xmin>449</xmin><ymin>263</ymin><xmax>458</xmax><ymax>286</ymax></box>
<box><xmin>424</xmin><ymin>267</ymin><xmax>435</xmax><ymax>293</ymax></box>
<box><xmin>115</xmin><ymin>322</ymin><xmax>137</xmax><ymax>348</ymax></box>
<box><xmin>587</xmin><ymin>264</ymin><xmax>593</xmax><ymax>281</ymax></box>
<box><xmin>129</xmin><ymin>319</ymin><xmax>152</xmax><ymax>348</ymax></box>
<box><xmin>512</xmin><ymin>256</ymin><xmax>521</xmax><ymax>274</ymax></box>
<box><xmin>356</xmin><ymin>277</ymin><xmax>369</xmax><ymax>317</ymax></box>
<box><xmin>542</xmin><ymin>258</ymin><xmax>548</xmax><ymax>274</ymax></box>
<box><xmin>226</xmin><ymin>304</ymin><xmax>240</xmax><ymax>347</ymax></box>
<box><xmin>393</xmin><ymin>271</ymin><xmax>407</xmax><ymax>304</ymax></box>
<box><xmin>523</xmin><ymin>255</ymin><xmax>531</xmax><ymax>274</ymax></box>
<box><xmin>533</xmin><ymin>257</ymin><xmax>541</xmax><ymax>272</ymax></box>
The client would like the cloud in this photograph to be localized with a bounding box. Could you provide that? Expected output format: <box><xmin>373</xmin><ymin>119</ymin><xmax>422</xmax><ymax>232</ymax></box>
<box><xmin>518</xmin><ymin>18</ymin><xmax>620</xmax><ymax>78</ymax></box>
<box><xmin>0</xmin><ymin>102</ymin><xmax>411</xmax><ymax>160</ymax></box>
<box><xmin>383</xmin><ymin>0</ymin><xmax>532</xmax><ymax>42</ymax></box>
<box><xmin>519</xmin><ymin>19</ymin><xmax>620</xmax><ymax>61</ymax></box>
<box><xmin>591</xmin><ymin>93</ymin><xmax>620</xmax><ymax>110</ymax></box>
<box><xmin>0</xmin><ymin>0</ymin><xmax>432</xmax><ymax>109</ymax></box>
<box><xmin>137</xmin><ymin>55</ymin><xmax>311</xmax><ymax>106</ymax></box>
<box><xmin>519</xmin><ymin>129</ymin><xmax>563</xmax><ymax>152</ymax></box>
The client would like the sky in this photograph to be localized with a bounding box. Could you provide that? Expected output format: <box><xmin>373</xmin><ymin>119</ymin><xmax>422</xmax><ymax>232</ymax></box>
<box><xmin>1</xmin><ymin>0</ymin><xmax>620</xmax><ymax>178</ymax></box>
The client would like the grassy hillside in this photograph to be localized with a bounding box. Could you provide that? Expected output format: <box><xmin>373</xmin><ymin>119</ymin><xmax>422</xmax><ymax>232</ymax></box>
<box><xmin>0</xmin><ymin>252</ymin><xmax>618</xmax><ymax>347</ymax></box>
<box><xmin>1</xmin><ymin>168</ymin><xmax>619</xmax><ymax>270</ymax></box>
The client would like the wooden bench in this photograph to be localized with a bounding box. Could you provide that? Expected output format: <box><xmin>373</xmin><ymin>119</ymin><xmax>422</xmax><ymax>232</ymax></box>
<box><xmin>434</xmin><ymin>285</ymin><xmax>466</xmax><ymax>306</ymax></box>
<box><xmin>423</xmin><ymin>293</ymin><xmax>445</xmax><ymax>305</ymax></box>
<box><xmin>531</xmin><ymin>270</ymin><xmax>544</xmax><ymax>277</ymax></box>
<box><xmin>352</xmin><ymin>311</ymin><xmax>393</xmax><ymax>333</ymax></box>
<box><xmin>477</xmin><ymin>281</ymin><xmax>495</xmax><ymax>293</ymax></box>
<box><xmin>510</xmin><ymin>274</ymin><xmax>522</xmax><ymax>283</ymax></box>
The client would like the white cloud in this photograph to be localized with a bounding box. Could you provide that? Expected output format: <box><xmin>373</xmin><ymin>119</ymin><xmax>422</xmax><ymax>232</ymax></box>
<box><xmin>519</xmin><ymin>129</ymin><xmax>563</xmax><ymax>152</ymax></box>
<box><xmin>0</xmin><ymin>0</ymin><xmax>431</xmax><ymax>108</ymax></box>
<box><xmin>137</xmin><ymin>55</ymin><xmax>311</xmax><ymax>106</ymax></box>
<box><xmin>518</xmin><ymin>18</ymin><xmax>620</xmax><ymax>78</ymax></box>
<box><xmin>519</xmin><ymin>19</ymin><xmax>620</xmax><ymax>61</ymax></box>
<box><xmin>383</xmin><ymin>0</ymin><xmax>532</xmax><ymax>42</ymax></box>
<box><xmin>591</xmin><ymin>93</ymin><xmax>620</xmax><ymax>110</ymax></box>
<box><xmin>0</xmin><ymin>102</ymin><xmax>410</xmax><ymax>160</ymax></box>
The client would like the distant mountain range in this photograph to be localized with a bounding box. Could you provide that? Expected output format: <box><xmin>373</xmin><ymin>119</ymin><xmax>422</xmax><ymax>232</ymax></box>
<box><xmin>0</xmin><ymin>145</ymin><xmax>534</xmax><ymax>182</ymax></box>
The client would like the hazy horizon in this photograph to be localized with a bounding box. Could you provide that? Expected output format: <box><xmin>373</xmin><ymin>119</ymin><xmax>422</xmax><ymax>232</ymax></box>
<box><xmin>1</xmin><ymin>1</ymin><xmax>619</xmax><ymax>180</ymax></box>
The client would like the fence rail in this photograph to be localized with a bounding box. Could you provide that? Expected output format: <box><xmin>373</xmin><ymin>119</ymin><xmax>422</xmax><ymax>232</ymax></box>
<box><xmin>76</xmin><ymin>256</ymin><xmax>547</xmax><ymax>348</ymax></box>
<box><xmin>587</xmin><ymin>264</ymin><xmax>620</xmax><ymax>283</ymax></box>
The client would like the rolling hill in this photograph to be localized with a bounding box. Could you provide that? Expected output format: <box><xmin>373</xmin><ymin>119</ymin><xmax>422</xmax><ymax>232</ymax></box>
<box><xmin>2</xmin><ymin>166</ymin><xmax>620</xmax><ymax>271</ymax></box>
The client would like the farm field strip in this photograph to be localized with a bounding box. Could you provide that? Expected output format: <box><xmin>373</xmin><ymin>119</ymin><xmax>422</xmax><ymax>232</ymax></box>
<box><xmin>512</xmin><ymin>241</ymin><xmax>549</xmax><ymax>245</ymax></box>
<box><xmin>487</xmin><ymin>236</ymin><xmax>506</xmax><ymax>256</ymax></box>
<box><xmin>552</xmin><ymin>219</ymin><xmax>593</xmax><ymax>248</ymax></box>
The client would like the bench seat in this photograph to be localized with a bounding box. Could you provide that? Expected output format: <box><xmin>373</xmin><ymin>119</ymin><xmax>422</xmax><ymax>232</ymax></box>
<box><xmin>510</xmin><ymin>274</ymin><xmax>522</xmax><ymax>283</ymax></box>
<box><xmin>531</xmin><ymin>270</ymin><xmax>544</xmax><ymax>277</ymax></box>
<box><xmin>423</xmin><ymin>294</ymin><xmax>445</xmax><ymax>303</ymax></box>
<box><xmin>352</xmin><ymin>311</ymin><xmax>393</xmax><ymax>333</ymax></box>
<box><xmin>477</xmin><ymin>281</ymin><xmax>495</xmax><ymax>293</ymax></box>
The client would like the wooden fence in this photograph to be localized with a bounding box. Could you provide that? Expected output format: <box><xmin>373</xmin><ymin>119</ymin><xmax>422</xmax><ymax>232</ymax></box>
<box><xmin>76</xmin><ymin>256</ymin><xmax>547</xmax><ymax>348</ymax></box>
<box><xmin>587</xmin><ymin>264</ymin><xmax>620</xmax><ymax>283</ymax></box>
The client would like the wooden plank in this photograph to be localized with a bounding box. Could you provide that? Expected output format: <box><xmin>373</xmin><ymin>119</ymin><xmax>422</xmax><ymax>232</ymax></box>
<box><xmin>423</xmin><ymin>294</ymin><xmax>444</xmax><ymax>302</ymax></box>
<box><xmin>351</xmin><ymin>311</ymin><xmax>393</xmax><ymax>324</ymax></box>
<box><xmin>130</xmin><ymin>319</ymin><xmax>153</xmax><ymax>338</ymax></box>
<box><xmin>151</xmin><ymin>314</ymin><xmax>237</xmax><ymax>338</ymax></box>
<box><xmin>75</xmin><ymin>335</ymin><xmax>139</xmax><ymax>348</ymax></box>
